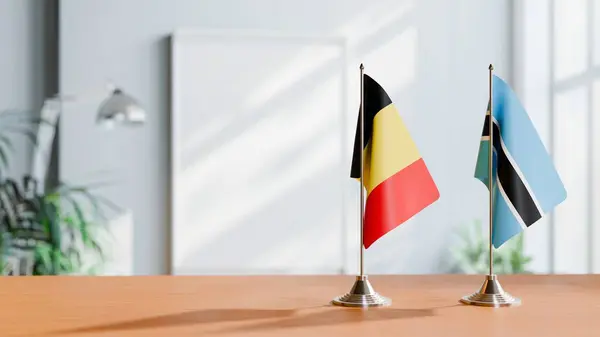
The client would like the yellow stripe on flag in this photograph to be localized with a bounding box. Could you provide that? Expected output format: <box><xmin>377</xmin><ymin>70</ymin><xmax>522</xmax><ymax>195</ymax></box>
<box><xmin>362</xmin><ymin>104</ymin><xmax>421</xmax><ymax>195</ymax></box>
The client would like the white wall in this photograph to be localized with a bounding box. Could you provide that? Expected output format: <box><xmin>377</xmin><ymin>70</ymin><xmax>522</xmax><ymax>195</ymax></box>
<box><xmin>59</xmin><ymin>0</ymin><xmax>512</xmax><ymax>275</ymax></box>
<box><xmin>0</xmin><ymin>0</ymin><xmax>48</xmax><ymax>178</ymax></box>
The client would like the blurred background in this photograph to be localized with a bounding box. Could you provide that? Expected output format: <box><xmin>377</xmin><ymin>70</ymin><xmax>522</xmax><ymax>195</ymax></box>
<box><xmin>0</xmin><ymin>0</ymin><xmax>594</xmax><ymax>276</ymax></box>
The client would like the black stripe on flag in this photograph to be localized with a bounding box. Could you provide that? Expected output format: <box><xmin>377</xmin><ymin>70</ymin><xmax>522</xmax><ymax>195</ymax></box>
<box><xmin>480</xmin><ymin>115</ymin><xmax>542</xmax><ymax>227</ymax></box>
<box><xmin>350</xmin><ymin>74</ymin><xmax>393</xmax><ymax>178</ymax></box>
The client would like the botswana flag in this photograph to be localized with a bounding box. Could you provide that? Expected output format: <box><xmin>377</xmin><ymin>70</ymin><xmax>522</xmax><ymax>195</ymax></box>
<box><xmin>475</xmin><ymin>75</ymin><xmax>566</xmax><ymax>248</ymax></box>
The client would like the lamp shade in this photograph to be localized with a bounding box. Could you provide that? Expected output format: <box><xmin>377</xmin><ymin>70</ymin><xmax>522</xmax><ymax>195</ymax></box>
<box><xmin>96</xmin><ymin>89</ymin><xmax>146</xmax><ymax>127</ymax></box>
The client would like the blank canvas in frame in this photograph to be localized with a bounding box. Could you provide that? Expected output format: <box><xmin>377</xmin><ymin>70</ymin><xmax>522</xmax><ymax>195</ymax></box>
<box><xmin>170</xmin><ymin>31</ymin><xmax>348</xmax><ymax>275</ymax></box>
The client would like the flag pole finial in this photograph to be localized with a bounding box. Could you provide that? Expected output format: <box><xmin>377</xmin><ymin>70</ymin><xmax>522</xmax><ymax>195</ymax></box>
<box><xmin>360</xmin><ymin>63</ymin><xmax>364</xmax><ymax>70</ymax></box>
<box><xmin>459</xmin><ymin>65</ymin><xmax>521</xmax><ymax>307</ymax></box>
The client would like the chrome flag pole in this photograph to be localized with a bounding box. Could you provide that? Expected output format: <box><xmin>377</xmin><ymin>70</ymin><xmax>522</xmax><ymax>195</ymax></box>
<box><xmin>331</xmin><ymin>64</ymin><xmax>390</xmax><ymax>308</ymax></box>
<box><xmin>460</xmin><ymin>64</ymin><xmax>521</xmax><ymax>307</ymax></box>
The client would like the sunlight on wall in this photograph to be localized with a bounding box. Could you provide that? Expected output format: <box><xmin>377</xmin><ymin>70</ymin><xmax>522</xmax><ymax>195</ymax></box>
<box><xmin>243</xmin><ymin>42</ymin><xmax>344</xmax><ymax>111</ymax></box>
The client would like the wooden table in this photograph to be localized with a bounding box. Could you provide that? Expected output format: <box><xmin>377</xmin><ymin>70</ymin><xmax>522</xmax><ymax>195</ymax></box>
<box><xmin>1</xmin><ymin>275</ymin><xmax>599</xmax><ymax>336</ymax></box>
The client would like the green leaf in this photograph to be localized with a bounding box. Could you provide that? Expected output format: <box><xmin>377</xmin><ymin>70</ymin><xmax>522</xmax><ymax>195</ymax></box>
<box><xmin>35</xmin><ymin>243</ymin><xmax>54</xmax><ymax>274</ymax></box>
<box><xmin>52</xmin><ymin>249</ymin><xmax>66</xmax><ymax>275</ymax></box>
<box><xmin>89</xmin><ymin>238</ymin><xmax>105</xmax><ymax>261</ymax></box>
<box><xmin>67</xmin><ymin>247</ymin><xmax>81</xmax><ymax>268</ymax></box>
<box><xmin>40</xmin><ymin>201</ymin><xmax>61</xmax><ymax>250</ymax></box>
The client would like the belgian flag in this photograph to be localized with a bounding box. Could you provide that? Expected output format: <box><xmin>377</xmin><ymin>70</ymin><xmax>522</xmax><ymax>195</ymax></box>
<box><xmin>351</xmin><ymin>74</ymin><xmax>439</xmax><ymax>248</ymax></box>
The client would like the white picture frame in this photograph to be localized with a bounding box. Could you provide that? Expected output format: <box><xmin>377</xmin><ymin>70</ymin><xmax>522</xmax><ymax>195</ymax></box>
<box><xmin>170</xmin><ymin>29</ymin><xmax>351</xmax><ymax>275</ymax></box>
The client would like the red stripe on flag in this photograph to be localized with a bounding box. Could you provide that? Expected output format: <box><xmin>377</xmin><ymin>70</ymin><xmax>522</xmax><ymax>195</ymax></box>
<box><xmin>363</xmin><ymin>158</ymin><xmax>439</xmax><ymax>249</ymax></box>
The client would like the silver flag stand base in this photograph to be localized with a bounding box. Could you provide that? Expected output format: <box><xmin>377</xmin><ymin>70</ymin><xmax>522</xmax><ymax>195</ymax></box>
<box><xmin>460</xmin><ymin>274</ymin><xmax>521</xmax><ymax>307</ymax></box>
<box><xmin>331</xmin><ymin>275</ymin><xmax>391</xmax><ymax>308</ymax></box>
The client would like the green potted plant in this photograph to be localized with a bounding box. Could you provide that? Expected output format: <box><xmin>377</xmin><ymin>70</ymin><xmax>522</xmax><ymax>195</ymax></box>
<box><xmin>0</xmin><ymin>110</ymin><xmax>117</xmax><ymax>275</ymax></box>
<box><xmin>451</xmin><ymin>219</ymin><xmax>533</xmax><ymax>274</ymax></box>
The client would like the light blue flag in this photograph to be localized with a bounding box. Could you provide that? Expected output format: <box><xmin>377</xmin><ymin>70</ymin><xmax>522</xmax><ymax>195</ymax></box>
<box><xmin>474</xmin><ymin>75</ymin><xmax>566</xmax><ymax>248</ymax></box>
